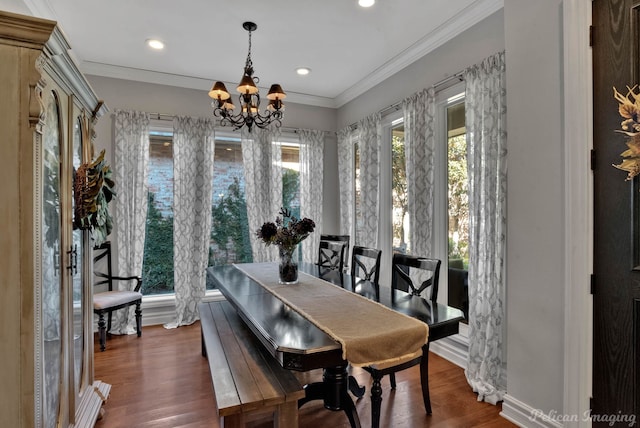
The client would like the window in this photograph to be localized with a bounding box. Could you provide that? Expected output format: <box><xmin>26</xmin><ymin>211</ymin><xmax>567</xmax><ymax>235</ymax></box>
<box><xmin>349</xmin><ymin>84</ymin><xmax>468</xmax><ymax>300</ymax></box>
<box><xmin>446</xmin><ymin>101</ymin><xmax>469</xmax><ymax>269</ymax></box>
<box><xmin>391</xmin><ymin>122</ymin><xmax>409</xmax><ymax>254</ymax></box>
<box><xmin>209</xmin><ymin>136</ymin><xmax>252</xmax><ymax>269</ymax></box>
<box><xmin>281</xmin><ymin>143</ymin><xmax>301</xmax><ymax>218</ymax></box>
<box><xmin>142</xmin><ymin>128</ymin><xmax>301</xmax><ymax>296</ymax></box>
<box><xmin>354</xmin><ymin>142</ymin><xmax>362</xmax><ymax>237</ymax></box>
<box><xmin>143</xmin><ymin>131</ymin><xmax>175</xmax><ymax>295</ymax></box>
<box><xmin>439</xmin><ymin>89</ymin><xmax>469</xmax><ymax>321</ymax></box>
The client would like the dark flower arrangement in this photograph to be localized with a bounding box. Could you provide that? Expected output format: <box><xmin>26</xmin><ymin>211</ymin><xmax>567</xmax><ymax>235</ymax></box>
<box><xmin>257</xmin><ymin>207</ymin><xmax>316</xmax><ymax>251</ymax></box>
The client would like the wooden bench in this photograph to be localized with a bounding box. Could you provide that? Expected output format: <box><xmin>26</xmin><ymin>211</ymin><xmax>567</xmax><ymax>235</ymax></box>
<box><xmin>199</xmin><ymin>301</ymin><xmax>305</xmax><ymax>428</ymax></box>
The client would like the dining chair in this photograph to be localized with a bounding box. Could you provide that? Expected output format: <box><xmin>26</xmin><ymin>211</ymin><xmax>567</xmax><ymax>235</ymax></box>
<box><xmin>350</xmin><ymin>245</ymin><xmax>382</xmax><ymax>301</ymax></box>
<box><xmin>364</xmin><ymin>253</ymin><xmax>441</xmax><ymax>428</ymax></box>
<box><xmin>93</xmin><ymin>241</ymin><xmax>143</xmax><ymax>351</ymax></box>
<box><xmin>317</xmin><ymin>240</ymin><xmax>347</xmax><ymax>272</ymax></box>
<box><xmin>319</xmin><ymin>234</ymin><xmax>350</xmax><ymax>272</ymax></box>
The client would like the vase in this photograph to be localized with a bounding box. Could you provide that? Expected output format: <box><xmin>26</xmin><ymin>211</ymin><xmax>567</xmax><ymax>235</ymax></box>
<box><xmin>278</xmin><ymin>246</ymin><xmax>298</xmax><ymax>284</ymax></box>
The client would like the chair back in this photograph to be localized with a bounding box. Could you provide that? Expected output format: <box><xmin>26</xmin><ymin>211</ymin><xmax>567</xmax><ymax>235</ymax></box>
<box><xmin>391</xmin><ymin>253</ymin><xmax>441</xmax><ymax>301</ymax></box>
<box><xmin>351</xmin><ymin>246</ymin><xmax>381</xmax><ymax>287</ymax></box>
<box><xmin>320</xmin><ymin>234</ymin><xmax>350</xmax><ymax>270</ymax></box>
<box><xmin>318</xmin><ymin>240</ymin><xmax>347</xmax><ymax>272</ymax></box>
<box><xmin>94</xmin><ymin>241</ymin><xmax>114</xmax><ymax>291</ymax></box>
<box><xmin>93</xmin><ymin>241</ymin><xmax>143</xmax><ymax>293</ymax></box>
<box><xmin>350</xmin><ymin>245</ymin><xmax>382</xmax><ymax>301</ymax></box>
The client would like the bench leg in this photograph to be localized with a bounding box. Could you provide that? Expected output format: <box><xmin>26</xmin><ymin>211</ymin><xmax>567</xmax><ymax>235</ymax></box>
<box><xmin>275</xmin><ymin>402</ymin><xmax>298</xmax><ymax>428</ymax></box>
<box><xmin>220</xmin><ymin>414</ymin><xmax>243</xmax><ymax>428</ymax></box>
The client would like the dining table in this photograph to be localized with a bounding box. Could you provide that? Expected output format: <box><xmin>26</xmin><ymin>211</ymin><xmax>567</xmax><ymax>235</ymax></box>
<box><xmin>205</xmin><ymin>262</ymin><xmax>465</xmax><ymax>428</ymax></box>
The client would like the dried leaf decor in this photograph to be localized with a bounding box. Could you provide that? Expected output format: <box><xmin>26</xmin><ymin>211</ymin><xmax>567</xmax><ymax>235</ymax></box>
<box><xmin>73</xmin><ymin>149</ymin><xmax>115</xmax><ymax>245</ymax></box>
<box><xmin>612</xmin><ymin>85</ymin><xmax>640</xmax><ymax>180</ymax></box>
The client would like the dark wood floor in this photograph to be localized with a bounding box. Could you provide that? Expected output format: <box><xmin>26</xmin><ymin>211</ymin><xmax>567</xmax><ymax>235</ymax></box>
<box><xmin>94</xmin><ymin>323</ymin><xmax>516</xmax><ymax>428</ymax></box>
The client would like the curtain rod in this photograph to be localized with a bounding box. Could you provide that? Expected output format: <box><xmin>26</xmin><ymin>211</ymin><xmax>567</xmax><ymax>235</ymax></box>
<box><xmin>142</xmin><ymin>112</ymin><xmax>332</xmax><ymax>135</ymax></box>
<box><xmin>347</xmin><ymin>72</ymin><xmax>465</xmax><ymax>131</ymax></box>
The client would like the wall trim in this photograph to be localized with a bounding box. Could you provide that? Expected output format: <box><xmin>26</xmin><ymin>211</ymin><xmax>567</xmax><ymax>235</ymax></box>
<box><xmin>429</xmin><ymin>322</ymin><xmax>469</xmax><ymax>369</ymax></box>
<box><xmin>502</xmin><ymin>394</ymin><xmax>563</xmax><ymax>428</ymax></box>
<box><xmin>429</xmin><ymin>334</ymin><xmax>468</xmax><ymax>369</ymax></box>
<box><xmin>562</xmin><ymin>1</ymin><xmax>593</xmax><ymax>426</ymax></box>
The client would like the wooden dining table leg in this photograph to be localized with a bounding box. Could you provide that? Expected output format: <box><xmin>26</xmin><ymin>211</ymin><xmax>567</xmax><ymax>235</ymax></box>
<box><xmin>298</xmin><ymin>365</ymin><xmax>362</xmax><ymax>428</ymax></box>
<box><xmin>420</xmin><ymin>343</ymin><xmax>432</xmax><ymax>414</ymax></box>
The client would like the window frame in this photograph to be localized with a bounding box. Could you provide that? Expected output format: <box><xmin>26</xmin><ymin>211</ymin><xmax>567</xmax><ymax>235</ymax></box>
<box><xmin>368</xmin><ymin>83</ymin><xmax>466</xmax><ymax>303</ymax></box>
<box><xmin>435</xmin><ymin>82</ymin><xmax>466</xmax><ymax>306</ymax></box>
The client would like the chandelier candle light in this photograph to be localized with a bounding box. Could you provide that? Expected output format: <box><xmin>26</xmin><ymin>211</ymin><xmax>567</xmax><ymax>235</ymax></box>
<box><xmin>208</xmin><ymin>22</ymin><xmax>286</xmax><ymax>132</ymax></box>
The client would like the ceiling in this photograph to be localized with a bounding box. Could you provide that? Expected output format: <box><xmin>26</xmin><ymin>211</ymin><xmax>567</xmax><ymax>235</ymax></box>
<box><xmin>22</xmin><ymin>0</ymin><xmax>502</xmax><ymax>108</ymax></box>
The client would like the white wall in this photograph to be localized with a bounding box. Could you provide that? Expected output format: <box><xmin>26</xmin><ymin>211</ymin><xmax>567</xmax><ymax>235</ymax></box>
<box><xmin>87</xmin><ymin>75</ymin><xmax>341</xmax><ymax>236</ymax></box>
<box><xmin>502</xmin><ymin>0</ymin><xmax>567</xmax><ymax>423</ymax></box>
<box><xmin>337</xmin><ymin>9</ymin><xmax>505</xmax><ymax>129</ymax></box>
<box><xmin>0</xmin><ymin>0</ymin><xmax>30</xmax><ymax>15</ymax></box>
<box><xmin>335</xmin><ymin>4</ymin><xmax>574</xmax><ymax>425</ymax></box>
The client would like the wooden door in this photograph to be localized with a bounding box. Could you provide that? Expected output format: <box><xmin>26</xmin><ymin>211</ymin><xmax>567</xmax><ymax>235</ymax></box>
<box><xmin>593</xmin><ymin>0</ymin><xmax>640</xmax><ymax>421</ymax></box>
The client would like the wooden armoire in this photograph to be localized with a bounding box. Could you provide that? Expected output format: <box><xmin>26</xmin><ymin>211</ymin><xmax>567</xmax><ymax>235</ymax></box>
<box><xmin>0</xmin><ymin>10</ymin><xmax>110</xmax><ymax>428</ymax></box>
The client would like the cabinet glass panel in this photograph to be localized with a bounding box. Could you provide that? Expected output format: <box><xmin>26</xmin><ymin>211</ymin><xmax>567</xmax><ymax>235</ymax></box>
<box><xmin>42</xmin><ymin>91</ymin><xmax>63</xmax><ymax>428</ymax></box>
<box><xmin>72</xmin><ymin>116</ymin><xmax>84</xmax><ymax>397</ymax></box>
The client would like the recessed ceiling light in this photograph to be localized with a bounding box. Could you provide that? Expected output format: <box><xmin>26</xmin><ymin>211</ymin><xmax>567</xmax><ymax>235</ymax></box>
<box><xmin>296</xmin><ymin>67</ymin><xmax>311</xmax><ymax>76</ymax></box>
<box><xmin>359</xmin><ymin>0</ymin><xmax>375</xmax><ymax>7</ymax></box>
<box><xmin>146</xmin><ymin>39</ymin><xmax>165</xmax><ymax>50</ymax></box>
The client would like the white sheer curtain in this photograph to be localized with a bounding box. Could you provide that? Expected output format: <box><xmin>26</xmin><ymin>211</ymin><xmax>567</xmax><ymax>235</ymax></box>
<box><xmin>242</xmin><ymin>127</ymin><xmax>283</xmax><ymax>262</ymax></box>
<box><xmin>299</xmin><ymin>129</ymin><xmax>324</xmax><ymax>263</ymax></box>
<box><xmin>403</xmin><ymin>87</ymin><xmax>436</xmax><ymax>258</ymax></box>
<box><xmin>464</xmin><ymin>51</ymin><xmax>507</xmax><ymax>404</ymax></box>
<box><xmin>164</xmin><ymin>116</ymin><xmax>215</xmax><ymax>328</ymax></box>
<box><xmin>337</xmin><ymin>127</ymin><xmax>355</xmax><ymax>239</ymax></box>
<box><xmin>112</xmin><ymin>110</ymin><xmax>150</xmax><ymax>334</ymax></box>
<box><xmin>356</xmin><ymin>113</ymin><xmax>382</xmax><ymax>248</ymax></box>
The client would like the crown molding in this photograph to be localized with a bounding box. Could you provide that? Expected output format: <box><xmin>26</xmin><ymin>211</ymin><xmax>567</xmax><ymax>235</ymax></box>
<box><xmin>333</xmin><ymin>0</ymin><xmax>504</xmax><ymax>108</ymax></box>
<box><xmin>24</xmin><ymin>0</ymin><xmax>503</xmax><ymax>110</ymax></box>
<box><xmin>80</xmin><ymin>61</ymin><xmax>337</xmax><ymax>109</ymax></box>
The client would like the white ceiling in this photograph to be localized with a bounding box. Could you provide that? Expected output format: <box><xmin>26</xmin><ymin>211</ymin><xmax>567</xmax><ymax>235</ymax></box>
<box><xmin>23</xmin><ymin>0</ymin><xmax>502</xmax><ymax>108</ymax></box>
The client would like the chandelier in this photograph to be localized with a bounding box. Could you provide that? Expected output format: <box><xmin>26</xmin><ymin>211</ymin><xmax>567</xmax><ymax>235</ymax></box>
<box><xmin>208</xmin><ymin>22</ymin><xmax>286</xmax><ymax>132</ymax></box>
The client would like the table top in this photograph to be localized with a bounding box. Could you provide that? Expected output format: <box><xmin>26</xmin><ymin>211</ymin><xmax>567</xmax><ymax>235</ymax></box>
<box><xmin>206</xmin><ymin>262</ymin><xmax>465</xmax><ymax>371</ymax></box>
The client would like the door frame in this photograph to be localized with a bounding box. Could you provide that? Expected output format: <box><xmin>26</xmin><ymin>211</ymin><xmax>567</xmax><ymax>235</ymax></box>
<box><xmin>563</xmin><ymin>0</ymin><xmax>593</xmax><ymax>423</ymax></box>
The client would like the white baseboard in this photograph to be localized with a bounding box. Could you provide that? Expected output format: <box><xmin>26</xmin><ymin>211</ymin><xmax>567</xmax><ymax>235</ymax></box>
<box><xmin>429</xmin><ymin>334</ymin><xmax>468</xmax><ymax>369</ymax></box>
<box><xmin>501</xmin><ymin>395</ymin><xmax>563</xmax><ymax>428</ymax></box>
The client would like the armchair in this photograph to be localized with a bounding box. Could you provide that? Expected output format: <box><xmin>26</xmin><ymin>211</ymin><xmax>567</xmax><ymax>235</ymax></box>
<box><xmin>93</xmin><ymin>241</ymin><xmax>142</xmax><ymax>351</ymax></box>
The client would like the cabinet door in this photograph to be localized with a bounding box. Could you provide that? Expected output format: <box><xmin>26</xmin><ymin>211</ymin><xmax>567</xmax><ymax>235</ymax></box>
<box><xmin>41</xmin><ymin>89</ymin><xmax>64</xmax><ymax>428</ymax></box>
<box><xmin>71</xmin><ymin>114</ymin><xmax>85</xmax><ymax>404</ymax></box>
